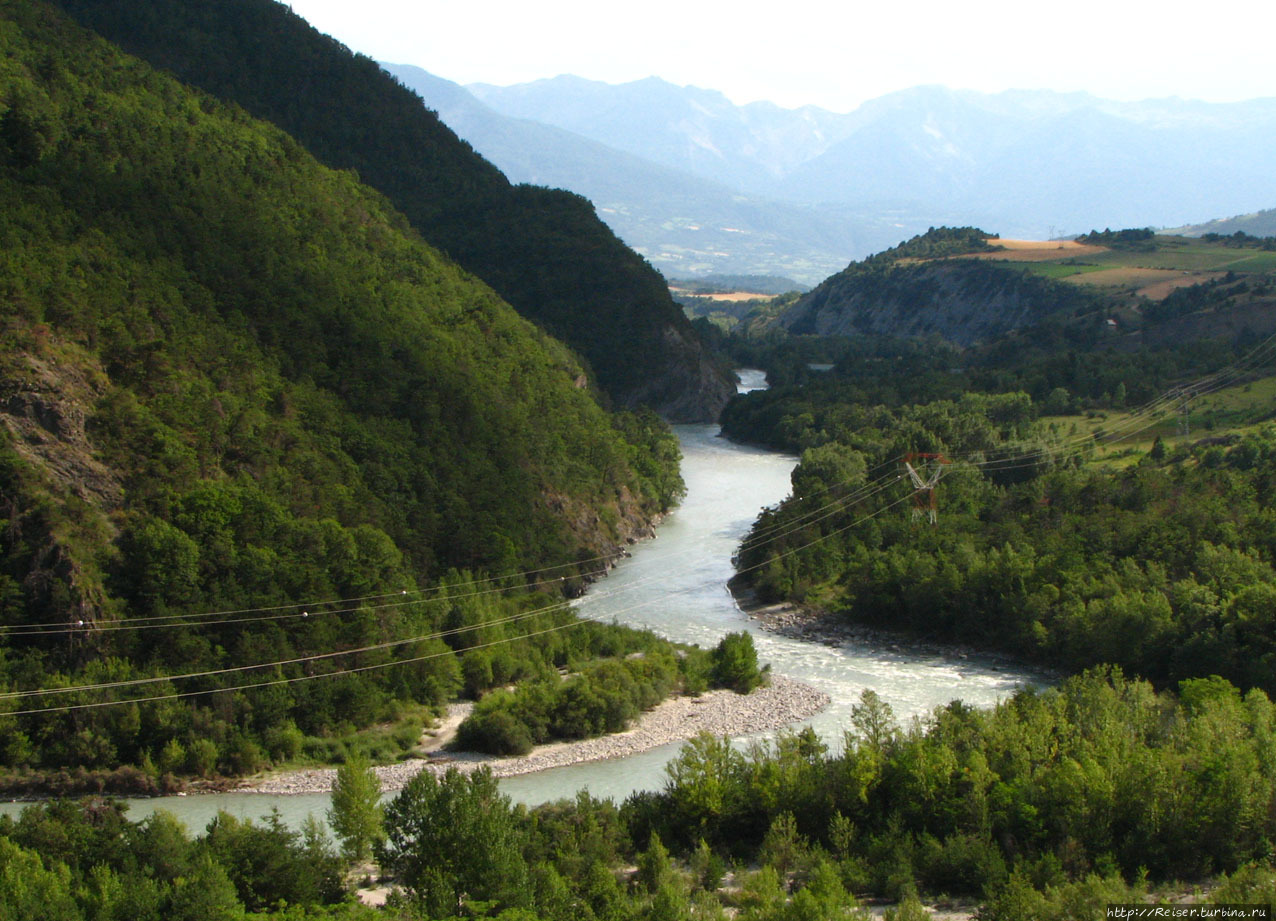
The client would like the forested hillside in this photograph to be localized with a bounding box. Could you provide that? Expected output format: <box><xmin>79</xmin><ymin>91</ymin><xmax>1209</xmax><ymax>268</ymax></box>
<box><xmin>0</xmin><ymin>0</ymin><xmax>696</xmax><ymax>785</ymax></box>
<box><xmin>1177</xmin><ymin>207</ymin><xmax>1276</xmax><ymax>240</ymax></box>
<box><xmin>52</xmin><ymin>0</ymin><xmax>734</xmax><ymax>421</ymax></box>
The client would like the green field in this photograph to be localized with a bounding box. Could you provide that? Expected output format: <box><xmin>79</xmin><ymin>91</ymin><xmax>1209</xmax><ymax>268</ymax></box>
<box><xmin>990</xmin><ymin>236</ymin><xmax>1276</xmax><ymax>275</ymax></box>
<box><xmin>1041</xmin><ymin>373</ymin><xmax>1276</xmax><ymax>464</ymax></box>
<box><xmin>1022</xmin><ymin>261</ymin><xmax>1109</xmax><ymax>279</ymax></box>
<box><xmin>1225</xmin><ymin>252</ymin><xmax>1276</xmax><ymax>273</ymax></box>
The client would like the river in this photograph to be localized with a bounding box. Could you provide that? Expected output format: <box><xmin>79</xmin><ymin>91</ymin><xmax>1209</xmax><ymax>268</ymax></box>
<box><xmin>2</xmin><ymin>371</ymin><xmax>1045</xmax><ymax>830</ymax></box>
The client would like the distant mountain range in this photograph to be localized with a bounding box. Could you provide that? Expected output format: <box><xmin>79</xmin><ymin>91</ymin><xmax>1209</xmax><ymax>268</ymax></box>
<box><xmin>384</xmin><ymin>66</ymin><xmax>915</xmax><ymax>284</ymax></box>
<box><xmin>1174</xmin><ymin>208</ymin><xmax>1276</xmax><ymax>238</ymax></box>
<box><xmin>388</xmin><ymin>70</ymin><xmax>1276</xmax><ymax>283</ymax></box>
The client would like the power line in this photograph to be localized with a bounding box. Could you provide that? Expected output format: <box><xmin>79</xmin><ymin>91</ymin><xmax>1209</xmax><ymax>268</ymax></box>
<box><xmin>6</xmin><ymin>332</ymin><xmax>1275</xmax><ymax>712</ymax></box>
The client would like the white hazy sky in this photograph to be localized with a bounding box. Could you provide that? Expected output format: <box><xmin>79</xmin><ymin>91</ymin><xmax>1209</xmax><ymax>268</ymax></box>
<box><xmin>284</xmin><ymin>0</ymin><xmax>1275</xmax><ymax>112</ymax></box>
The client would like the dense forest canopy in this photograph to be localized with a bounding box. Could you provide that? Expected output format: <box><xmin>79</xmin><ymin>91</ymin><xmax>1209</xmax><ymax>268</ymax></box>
<box><xmin>50</xmin><ymin>0</ymin><xmax>735</xmax><ymax>420</ymax></box>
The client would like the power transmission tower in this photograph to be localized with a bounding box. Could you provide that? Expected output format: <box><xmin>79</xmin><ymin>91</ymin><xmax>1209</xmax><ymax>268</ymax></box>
<box><xmin>903</xmin><ymin>452</ymin><xmax>950</xmax><ymax>526</ymax></box>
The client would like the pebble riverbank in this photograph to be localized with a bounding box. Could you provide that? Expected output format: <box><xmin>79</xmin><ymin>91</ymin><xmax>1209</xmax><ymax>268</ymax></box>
<box><xmin>744</xmin><ymin>596</ymin><xmax>1062</xmax><ymax>682</ymax></box>
<box><xmin>236</xmin><ymin>674</ymin><xmax>830</xmax><ymax>796</ymax></box>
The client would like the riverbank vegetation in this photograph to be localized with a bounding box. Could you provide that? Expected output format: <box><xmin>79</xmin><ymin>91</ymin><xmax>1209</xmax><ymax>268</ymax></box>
<box><xmin>706</xmin><ymin>226</ymin><xmax>1276</xmax><ymax>913</ymax></box>
<box><xmin>455</xmin><ymin>631</ymin><xmax>768</xmax><ymax>755</ymax></box>
<box><xmin>5</xmin><ymin>669</ymin><xmax>1276</xmax><ymax>919</ymax></box>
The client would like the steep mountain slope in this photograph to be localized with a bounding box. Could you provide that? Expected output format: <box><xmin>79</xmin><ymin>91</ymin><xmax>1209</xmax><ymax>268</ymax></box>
<box><xmin>53</xmin><ymin>0</ymin><xmax>733</xmax><ymax>420</ymax></box>
<box><xmin>383</xmin><ymin>65</ymin><xmax>869</xmax><ymax>284</ymax></box>
<box><xmin>0</xmin><ymin>0</ymin><xmax>687</xmax><ymax>772</ymax></box>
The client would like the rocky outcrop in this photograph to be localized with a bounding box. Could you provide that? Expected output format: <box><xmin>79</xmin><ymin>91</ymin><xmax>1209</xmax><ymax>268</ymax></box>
<box><xmin>780</xmin><ymin>260</ymin><xmax>1092</xmax><ymax>347</ymax></box>
<box><xmin>622</xmin><ymin>324</ymin><xmax>736</xmax><ymax>423</ymax></box>
<box><xmin>0</xmin><ymin>349</ymin><xmax>121</xmax><ymax>628</ymax></box>
<box><xmin>1</xmin><ymin>353</ymin><xmax>121</xmax><ymax>508</ymax></box>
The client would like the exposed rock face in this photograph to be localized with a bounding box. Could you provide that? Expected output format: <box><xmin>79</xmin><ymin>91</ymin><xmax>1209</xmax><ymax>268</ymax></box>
<box><xmin>541</xmin><ymin>486</ymin><xmax>661</xmax><ymax>590</ymax></box>
<box><xmin>780</xmin><ymin>260</ymin><xmax>1088</xmax><ymax>347</ymax></box>
<box><xmin>0</xmin><ymin>350</ymin><xmax>120</xmax><ymax>627</ymax></box>
<box><xmin>1</xmin><ymin>354</ymin><xmax>122</xmax><ymax>508</ymax></box>
<box><xmin>624</xmin><ymin>324</ymin><xmax>736</xmax><ymax>423</ymax></box>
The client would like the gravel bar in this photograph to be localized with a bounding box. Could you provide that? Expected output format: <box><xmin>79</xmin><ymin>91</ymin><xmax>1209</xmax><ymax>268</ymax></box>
<box><xmin>237</xmin><ymin>674</ymin><xmax>830</xmax><ymax>796</ymax></box>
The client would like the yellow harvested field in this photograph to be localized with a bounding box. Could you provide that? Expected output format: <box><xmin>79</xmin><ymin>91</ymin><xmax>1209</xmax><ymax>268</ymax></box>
<box><xmin>669</xmin><ymin>287</ymin><xmax>772</xmax><ymax>302</ymax></box>
<box><xmin>967</xmin><ymin>239</ymin><xmax>1109</xmax><ymax>262</ymax></box>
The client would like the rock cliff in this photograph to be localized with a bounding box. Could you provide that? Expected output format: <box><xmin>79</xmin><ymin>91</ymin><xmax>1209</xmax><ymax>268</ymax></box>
<box><xmin>780</xmin><ymin>259</ymin><xmax>1092</xmax><ymax>346</ymax></box>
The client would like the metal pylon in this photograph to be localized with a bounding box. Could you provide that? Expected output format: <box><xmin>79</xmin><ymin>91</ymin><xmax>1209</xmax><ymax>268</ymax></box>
<box><xmin>903</xmin><ymin>452</ymin><xmax>950</xmax><ymax>525</ymax></box>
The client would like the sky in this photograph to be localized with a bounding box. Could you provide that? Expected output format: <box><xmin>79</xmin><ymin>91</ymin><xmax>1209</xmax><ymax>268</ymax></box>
<box><xmin>283</xmin><ymin>0</ymin><xmax>1276</xmax><ymax>113</ymax></box>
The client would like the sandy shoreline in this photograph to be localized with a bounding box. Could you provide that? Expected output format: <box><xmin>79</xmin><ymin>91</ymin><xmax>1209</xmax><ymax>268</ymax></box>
<box><xmin>237</xmin><ymin>673</ymin><xmax>830</xmax><ymax>796</ymax></box>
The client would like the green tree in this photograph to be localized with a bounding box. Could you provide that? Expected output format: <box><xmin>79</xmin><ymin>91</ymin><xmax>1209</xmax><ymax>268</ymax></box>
<box><xmin>0</xmin><ymin>837</ymin><xmax>82</xmax><ymax>921</ymax></box>
<box><xmin>377</xmin><ymin>766</ymin><xmax>530</xmax><ymax>916</ymax></box>
<box><xmin>167</xmin><ymin>853</ymin><xmax>245</xmax><ymax>921</ymax></box>
<box><xmin>636</xmin><ymin>832</ymin><xmax>675</xmax><ymax>894</ymax></box>
<box><xmin>327</xmin><ymin>753</ymin><xmax>385</xmax><ymax>863</ymax></box>
<box><xmin>850</xmin><ymin>689</ymin><xmax>897</xmax><ymax>752</ymax></box>
<box><xmin>791</xmin><ymin>444</ymin><xmax>867</xmax><ymax>499</ymax></box>
<box><xmin>711</xmin><ymin>632</ymin><xmax>765</xmax><ymax>694</ymax></box>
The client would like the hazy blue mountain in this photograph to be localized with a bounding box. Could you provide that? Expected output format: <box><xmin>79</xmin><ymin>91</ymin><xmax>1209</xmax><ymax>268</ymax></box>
<box><xmin>386</xmin><ymin>65</ymin><xmax>934</xmax><ymax>283</ymax></box>
<box><xmin>779</xmin><ymin>87</ymin><xmax>1276</xmax><ymax>234</ymax></box>
<box><xmin>465</xmin><ymin>77</ymin><xmax>1276</xmax><ymax>242</ymax></box>
<box><xmin>467</xmin><ymin>74</ymin><xmax>853</xmax><ymax>194</ymax></box>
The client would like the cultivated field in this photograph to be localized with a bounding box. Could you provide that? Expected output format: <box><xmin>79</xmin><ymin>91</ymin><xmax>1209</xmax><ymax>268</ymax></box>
<box><xmin>1062</xmin><ymin>267</ymin><xmax>1224</xmax><ymax>298</ymax></box>
<box><xmin>668</xmin><ymin>286</ymin><xmax>773</xmax><ymax>303</ymax></box>
<box><xmin>970</xmin><ymin>238</ymin><xmax>1109</xmax><ymax>261</ymax></box>
<box><xmin>961</xmin><ymin>235</ymin><xmax>1276</xmax><ymax>300</ymax></box>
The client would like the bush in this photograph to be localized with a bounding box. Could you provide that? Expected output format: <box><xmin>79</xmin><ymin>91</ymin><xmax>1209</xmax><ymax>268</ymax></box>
<box><xmin>455</xmin><ymin>708</ymin><xmax>534</xmax><ymax>756</ymax></box>
<box><xmin>185</xmin><ymin>738</ymin><xmax>220</xmax><ymax>778</ymax></box>
<box><xmin>710</xmin><ymin>632</ymin><xmax>765</xmax><ymax>694</ymax></box>
<box><xmin>454</xmin><ymin>653</ymin><xmax>684</xmax><ymax>755</ymax></box>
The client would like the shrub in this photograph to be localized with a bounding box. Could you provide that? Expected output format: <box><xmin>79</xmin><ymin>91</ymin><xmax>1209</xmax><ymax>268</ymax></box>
<box><xmin>455</xmin><ymin>709</ymin><xmax>534</xmax><ymax>756</ymax></box>
<box><xmin>710</xmin><ymin>632</ymin><xmax>765</xmax><ymax>694</ymax></box>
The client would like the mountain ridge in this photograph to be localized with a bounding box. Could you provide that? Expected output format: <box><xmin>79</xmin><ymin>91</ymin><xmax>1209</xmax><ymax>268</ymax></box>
<box><xmin>0</xmin><ymin>0</ymin><xmax>691</xmax><ymax>779</ymax></box>
<box><xmin>53</xmin><ymin>0</ymin><xmax>734</xmax><ymax>421</ymax></box>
